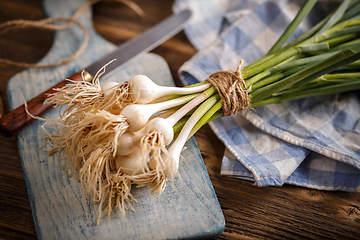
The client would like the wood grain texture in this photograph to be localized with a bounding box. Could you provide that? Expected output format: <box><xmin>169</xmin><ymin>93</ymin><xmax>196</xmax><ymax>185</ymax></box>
<box><xmin>0</xmin><ymin>0</ymin><xmax>359</xmax><ymax>240</ymax></box>
<box><xmin>8</xmin><ymin>51</ymin><xmax>225</xmax><ymax>239</ymax></box>
<box><xmin>4</xmin><ymin>0</ymin><xmax>224</xmax><ymax>239</ymax></box>
<box><xmin>0</xmin><ymin>72</ymin><xmax>85</xmax><ymax>137</ymax></box>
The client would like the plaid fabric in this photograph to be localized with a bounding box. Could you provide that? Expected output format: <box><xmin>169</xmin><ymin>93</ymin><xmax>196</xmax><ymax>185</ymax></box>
<box><xmin>173</xmin><ymin>0</ymin><xmax>360</xmax><ymax>191</ymax></box>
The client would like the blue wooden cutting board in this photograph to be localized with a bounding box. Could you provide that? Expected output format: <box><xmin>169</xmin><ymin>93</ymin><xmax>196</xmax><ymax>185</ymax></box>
<box><xmin>6</xmin><ymin>0</ymin><xmax>224</xmax><ymax>239</ymax></box>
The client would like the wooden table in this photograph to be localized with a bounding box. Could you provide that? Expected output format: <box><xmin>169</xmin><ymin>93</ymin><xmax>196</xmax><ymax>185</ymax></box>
<box><xmin>0</xmin><ymin>0</ymin><xmax>359</xmax><ymax>239</ymax></box>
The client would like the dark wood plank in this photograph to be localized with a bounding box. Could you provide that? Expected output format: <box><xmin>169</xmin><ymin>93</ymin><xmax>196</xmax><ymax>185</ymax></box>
<box><xmin>0</xmin><ymin>0</ymin><xmax>359</xmax><ymax>239</ymax></box>
<box><xmin>0</xmin><ymin>1</ymin><xmax>50</xmax><ymax>239</ymax></box>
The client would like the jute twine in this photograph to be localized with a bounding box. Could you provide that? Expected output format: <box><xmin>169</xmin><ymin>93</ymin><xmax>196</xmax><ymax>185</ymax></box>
<box><xmin>0</xmin><ymin>0</ymin><xmax>144</xmax><ymax>68</ymax></box>
<box><xmin>206</xmin><ymin>59</ymin><xmax>249</xmax><ymax>116</ymax></box>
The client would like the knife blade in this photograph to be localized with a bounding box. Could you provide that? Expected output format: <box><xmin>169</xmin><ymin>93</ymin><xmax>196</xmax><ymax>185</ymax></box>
<box><xmin>0</xmin><ymin>9</ymin><xmax>192</xmax><ymax>137</ymax></box>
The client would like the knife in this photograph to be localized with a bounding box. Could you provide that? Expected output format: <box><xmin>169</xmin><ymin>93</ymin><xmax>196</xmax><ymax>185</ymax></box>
<box><xmin>0</xmin><ymin>9</ymin><xmax>192</xmax><ymax>137</ymax></box>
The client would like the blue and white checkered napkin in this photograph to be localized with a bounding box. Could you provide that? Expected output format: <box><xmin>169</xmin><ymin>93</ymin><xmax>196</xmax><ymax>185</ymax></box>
<box><xmin>173</xmin><ymin>0</ymin><xmax>360</xmax><ymax>191</ymax></box>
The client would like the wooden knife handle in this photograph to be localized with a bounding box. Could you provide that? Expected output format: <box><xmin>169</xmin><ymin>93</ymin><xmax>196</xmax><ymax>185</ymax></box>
<box><xmin>0</xmin><ymin>72</ymin><xmax>89</xmax><ymax>137</ymax></box>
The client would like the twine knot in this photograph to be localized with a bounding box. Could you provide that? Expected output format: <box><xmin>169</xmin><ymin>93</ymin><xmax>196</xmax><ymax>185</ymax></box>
<box><xmin>206</xmin><ymin>59</ymin><xmax>249</xmax><ymax>116</ymax></box>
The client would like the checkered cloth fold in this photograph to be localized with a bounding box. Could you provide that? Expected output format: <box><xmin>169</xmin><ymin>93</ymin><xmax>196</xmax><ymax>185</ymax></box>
<box><xmin>173</xmin><ymin>0</ymin><xmax>360</xmax><ymax>191</ymax></box>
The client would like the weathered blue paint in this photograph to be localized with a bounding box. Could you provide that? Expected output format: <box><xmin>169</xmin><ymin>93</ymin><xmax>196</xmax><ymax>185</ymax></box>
<box><xmin>7</xmin><ymin>0</ymin><xmax>225</xmax><ymax>239</ymax></box>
